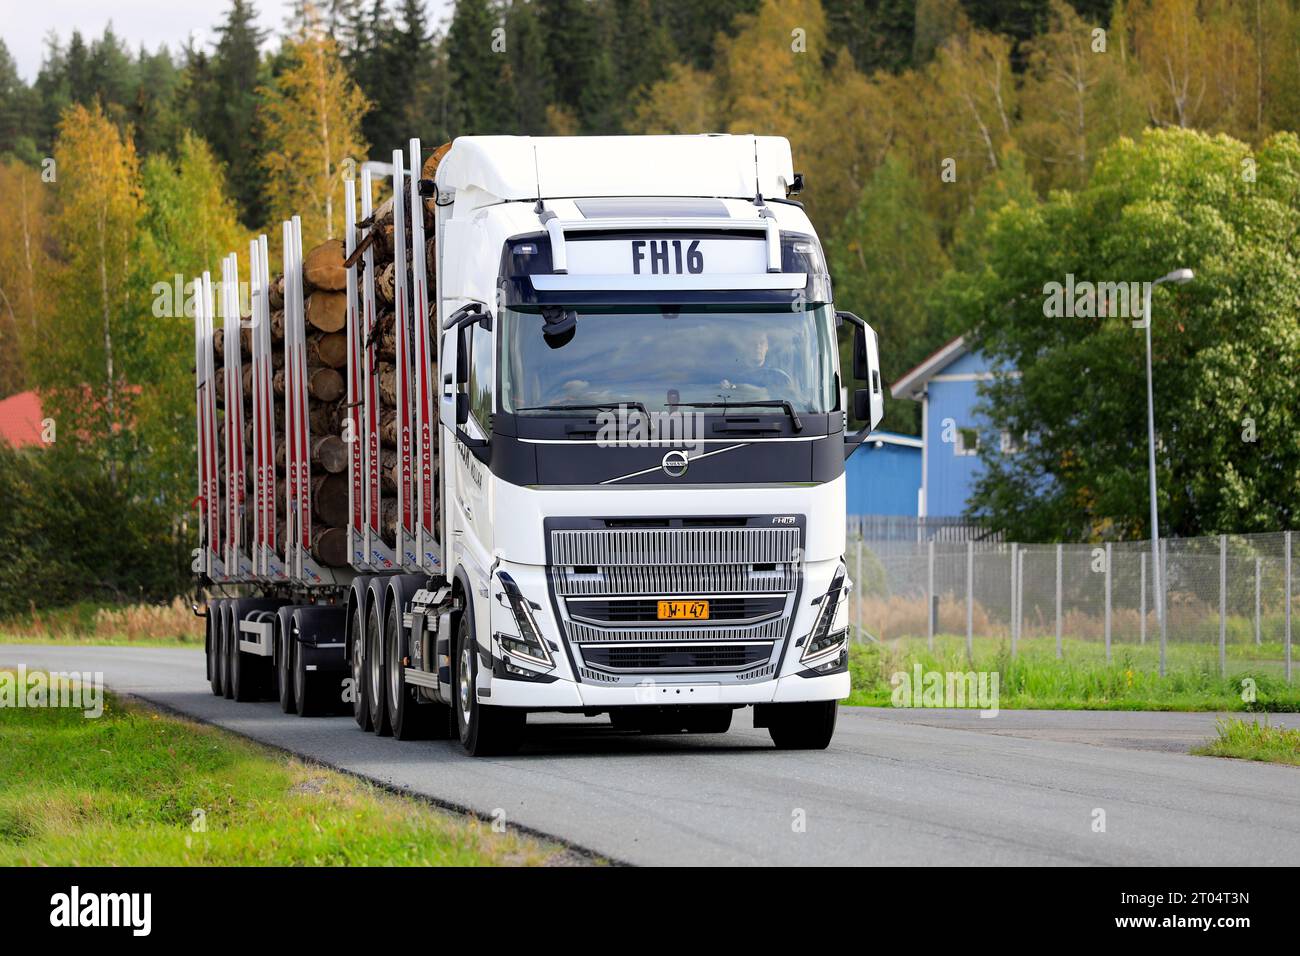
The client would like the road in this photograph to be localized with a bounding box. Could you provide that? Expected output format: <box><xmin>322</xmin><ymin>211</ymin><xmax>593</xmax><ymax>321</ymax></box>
<box><xmin>3</xmin><ymin>644</ymin><xmax>1298</xmax><ymax>866</ymax></box>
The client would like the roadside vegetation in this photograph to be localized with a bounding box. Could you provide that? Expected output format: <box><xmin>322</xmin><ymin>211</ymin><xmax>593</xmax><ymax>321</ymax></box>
<box><xmin>0</xmin><ymin>598</ymin><xmax>203</xmax><ymax>646</ymax></box>
<box><xmin>848</xmin><ymin>637</ymin><xmax>1300</xmax><ymax>712</ymax></box>
<box><xmin>1193</xmin><ymin>718</ymin><xmax>1300</xmax><ymax>767</ymax></box>
<box><xmin>0</xmin><ymin>673</ymin><xmax>582</xmax><ymax>866</ymax></box>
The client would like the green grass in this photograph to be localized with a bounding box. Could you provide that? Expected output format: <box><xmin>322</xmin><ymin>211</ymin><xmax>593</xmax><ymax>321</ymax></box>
<box><xmin>1193</xmin><ymin>718</ymin><xmax>1300</xmax><ymax>766</ymax></box>
<box><xmin>847</xmin><ymin>635</ymin><xmax>1300</xmax><ymax>711</ymax></box>
<box><xmin>0</xmin><ymin>673</ymin><xmax>583</xmax><ymax>866</ymax></box>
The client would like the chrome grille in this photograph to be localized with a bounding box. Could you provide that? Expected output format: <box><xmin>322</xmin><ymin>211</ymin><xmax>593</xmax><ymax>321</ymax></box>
<box><xmin>566</xmin><ymin>617</ymin><xmax>786</xmax><ymax>645</ymax></box>
<box><xmin>548</xmin><ymin>522</ymin><xmax>801</xmax><ymax>680</ymax></box>
<box><xmin>551</xmin><ymin>527</ymin><xmax>798</xmax><ymax>567</ymax></box>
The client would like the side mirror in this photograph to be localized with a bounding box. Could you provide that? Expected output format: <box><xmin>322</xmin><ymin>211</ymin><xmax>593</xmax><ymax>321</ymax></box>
<box><xmin>836</xmin><ymin>310</ymin><xmax>885</xmax><ymax>458</ymax></box>
<box><xmin>456</xmin><ymin>392</ymin><xmax>469</xmax><ymax>425</ymax></box>
<box><xmin>853</xmin><ymin>388</ymin><xmax>870</xmax><ymax>423</ymax></box>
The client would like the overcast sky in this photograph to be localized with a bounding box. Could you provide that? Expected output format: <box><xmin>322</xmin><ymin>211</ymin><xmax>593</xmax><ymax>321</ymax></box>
<box><xmin>1</xmin><ymin>0</ymin><xmax>454</xmax><ymax>82</ymax></box>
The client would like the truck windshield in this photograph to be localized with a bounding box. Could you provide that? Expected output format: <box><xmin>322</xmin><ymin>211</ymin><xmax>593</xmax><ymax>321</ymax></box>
<box><xmin>500</xmin><ymin>305</ymin><xmax>838</xmax><ymax>416</ymax></box>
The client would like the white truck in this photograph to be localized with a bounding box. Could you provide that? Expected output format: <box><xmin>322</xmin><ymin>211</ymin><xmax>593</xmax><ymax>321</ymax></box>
<box><xmin>194</xmin><ymin>134</ymin><xmax>884</xmax><ymax>755</ymax></box>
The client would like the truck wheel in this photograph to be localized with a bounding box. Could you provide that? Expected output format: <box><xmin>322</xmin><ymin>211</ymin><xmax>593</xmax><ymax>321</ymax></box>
<box><xmin>452</xmin><ymin>615</ymin><xmax>524</xmax><ymax>757</ymax></box>
<box><xmin>386</xmin><ymin>600</ymin><xmax>437</xmax><ymax>740</ymax></box>
<box><xmin>276</xmin><ymin>616</ymin><xmax>297</xmax><ymax>714</ymax></box>
<box><xmin>366</xmin><ymin>601</ymin><xmax>391</xmax><ymax>736</ymax></box>
<box><xmin>207</xmin><ymin>602</ymin><xmax>224</xmax><ymax>697</ymax></box>
<box><xmin>229</xmin><ymin>616</ymin><xmax>255</xmax><ymax>703</ymax></box>
<box><xmin>766</xmin><ymin>701</ymin><xmax>838</xmax><ymax>750</ymax></box>
<box><xmin>292</xmin><ymin>621</ymin><xmax>323</xmax><ymax>717</ymax></box>
<box><xmin>350</xmin><ymin>603</ymin><xmax>372</xmax><ymax>731</ymax></box>
<box><xmin>220</xmin><ymin>604</ymin><xmax>236</xmax><ymax>700</ymax></box>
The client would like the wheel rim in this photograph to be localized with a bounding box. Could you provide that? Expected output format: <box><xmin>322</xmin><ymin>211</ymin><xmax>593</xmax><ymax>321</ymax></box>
<box><xmin>369</xmin><ymin>611</ymin><xmax>382</xmax><ymax>704</ymax></box>
<box><xmin>293</xmin><ymin>624</ymin><xmax>303</xmax><ymax>701</ymax></box>
<box><xmin>458</xmin><ymin>642</ymin><xmax>472</xmax><ymax>731</ymax></box>
<box><xmin>279</xmin><ymin>626</ymin><xmax>289</xmax><ymax>697</ymax></box>
<box><xmin>387</xmin><ymin>610</ymin><xmax>401</xmax><ymax>710</ymax></box>
<box><xmin>351</xmin><ymin>611</ymin><xmax>364</xmax><ymax>704</ymax></box>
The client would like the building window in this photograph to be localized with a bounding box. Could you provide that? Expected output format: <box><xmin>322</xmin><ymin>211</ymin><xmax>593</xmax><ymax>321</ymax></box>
<box><xmin>955</xmin><ymin>427</ymin><xmax>979</xmax><ymax>456</ymax></box>
<box><xmin>1000</xmin><ymin>430</ymin><xmax>1018</xmax><ymax>454</ymax></box>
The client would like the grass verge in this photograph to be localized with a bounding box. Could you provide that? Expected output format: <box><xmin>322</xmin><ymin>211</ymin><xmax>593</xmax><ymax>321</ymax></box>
<box><xmin>0</xmin><ymin>672</ymin><xmax>586</xmax><ymax>866</ymax></box>
<box><xmin>848</xmin><ymin>636</ymin><xmax>1300</xmax><ymax>711</ymax></box>
<box><xmin>0</xmin><ymin>599</ymin><xmax>203</xmax><ymax>647</ymax></box>
<box><xmin>1192</xmin><ymin>718</ymin><xmax>1300</xmax><ymax>766</ymax></box>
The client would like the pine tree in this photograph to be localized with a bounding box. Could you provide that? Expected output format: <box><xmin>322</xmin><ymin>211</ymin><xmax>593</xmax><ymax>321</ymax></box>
<box><xmin>208</xmin><ymin>0</ymin><xmax>269</xmax><ymax>226</ymax></box>
<box><xmin>446</xmin><ymin>0</ymin><xmax>509</xmax><ymax>134</ymax></box>
<box><xmin>259</xmin><ymin>20</ymin><xmax>370</xmax><ymax>245</ymax></box>
<box><xmin>504</xmin><ymin>0</ymin><xmax>554</xmax><ymax>134</ymax></box>
<box><xmin>0</xmin><ymin>41</ymin><xmax>38</xmax><ymax>163</ymax></box>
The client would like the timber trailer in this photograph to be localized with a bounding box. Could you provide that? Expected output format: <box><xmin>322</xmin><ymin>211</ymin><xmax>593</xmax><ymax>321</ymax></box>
<box><xmin>194</xmin><ymin>134</ymin><xmax>884</xmax><ymax>755</ymax></box>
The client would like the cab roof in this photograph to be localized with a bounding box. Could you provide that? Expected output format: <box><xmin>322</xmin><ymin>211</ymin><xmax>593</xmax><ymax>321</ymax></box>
<box><xmin>436</xmin><ymin>134</ymin><xmax>796</xmax><ymax>203</ymax></box>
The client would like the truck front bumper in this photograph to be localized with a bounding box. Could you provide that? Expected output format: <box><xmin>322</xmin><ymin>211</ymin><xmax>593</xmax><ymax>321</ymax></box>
<box><xmin>481</xmin><ymin>668</ymin><xmax>849</xmax><ymax>710</ymax></box>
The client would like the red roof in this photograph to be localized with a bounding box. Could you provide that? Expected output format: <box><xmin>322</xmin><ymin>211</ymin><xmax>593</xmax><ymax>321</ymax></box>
<box><xmin>0</xmin><ymin>391</ymin><xmax>46</xmax><ymax>448</ymax></box>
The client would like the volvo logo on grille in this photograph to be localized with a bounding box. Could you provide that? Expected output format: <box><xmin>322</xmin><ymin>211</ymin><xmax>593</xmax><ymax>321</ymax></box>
<box><xmin>661</xmin><ymin>450</ymin><xmax>689</xmax><ymax>478</ymax></box>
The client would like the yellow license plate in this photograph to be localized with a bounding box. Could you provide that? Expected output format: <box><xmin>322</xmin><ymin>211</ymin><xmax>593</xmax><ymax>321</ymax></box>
<box><xmin>657</xmin><ymin>600</ymin><xmax>710</xmax><ymax>620</ymax></box>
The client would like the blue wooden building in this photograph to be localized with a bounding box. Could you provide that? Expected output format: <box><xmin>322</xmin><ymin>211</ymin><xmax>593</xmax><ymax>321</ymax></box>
<box><xmin>845</xmin><ymin>431</ymin><xmax>922</xmax><ymax>516</ymax></box>
<box><xmin>890</xmin><ymin>335</ymin><xmax>1011</xmax><ymax>518</ymax></box>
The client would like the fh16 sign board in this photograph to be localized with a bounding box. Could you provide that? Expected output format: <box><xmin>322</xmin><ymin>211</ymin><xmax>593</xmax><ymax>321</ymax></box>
<box><xmin>565</xmin><ymin>236</ymin><xmax>767</xmax><ymax>277</ymax></box>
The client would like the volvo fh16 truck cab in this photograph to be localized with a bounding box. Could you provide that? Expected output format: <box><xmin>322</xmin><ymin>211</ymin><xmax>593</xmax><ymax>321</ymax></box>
<box><xmin>425</xmin><ymin>134</ymin><xmax>884</xmax><ymax>753</ymax></box>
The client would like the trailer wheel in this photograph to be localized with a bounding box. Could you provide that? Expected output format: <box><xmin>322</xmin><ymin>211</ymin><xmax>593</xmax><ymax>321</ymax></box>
<box><xmin>349</xmin><ymin>602</ymin><xmax>372</xmax><ymax>731</ymax></box>
<box><xmin>292</xmin><ymin>620</ymin><xmax>324</xmax><ymax>717</ymax></box>
<box><xmin>220</xmin><ymin>604</ymin><xmax>236</xmax><ymax>700</ymax></box>
<box><xmin>365</xmin><ymin>600</ymin><xmax>391</xmax><ymax>736</ymax></box>
<box><xmin>452</xmin><ymin>614</ymin><xmax>524</xmax><ymax>757</ymax></box>
<box><xmin>229</xmin><ymin>617</ymin><xmax>256</xmax><ymax>703</ymax></box>
<box><xmin>385</xmin><ymin>600</ymin><xmax>434</xmax><ymax>740</ymax></box>
<box><xmin>276</xmin><ymin>616</ymin><xmax>297</xmax><ymax>714</ymax></box>
<box><xmin>207</xmin><ymin>602</ymin><xmax>224</xmax><ymax>697</ymax></box>
<box><xmin>765</xmin><ymin>701</ymin><xmax>838</xmax><ymax>750</ymax></box>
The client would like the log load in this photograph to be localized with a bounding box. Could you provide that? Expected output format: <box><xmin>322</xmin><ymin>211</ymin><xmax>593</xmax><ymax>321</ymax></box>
<box><xmin>228</xmin><ymin>145</ymin><xmax>450</xmax><ymax>567</ymax></box>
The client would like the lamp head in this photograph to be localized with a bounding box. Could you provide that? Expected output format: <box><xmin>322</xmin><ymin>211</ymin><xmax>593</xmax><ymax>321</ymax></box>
<box><xmin>1158</xmin><ymin>268</ymin><xmax>1194</xmax><ymax>285</ymax></box>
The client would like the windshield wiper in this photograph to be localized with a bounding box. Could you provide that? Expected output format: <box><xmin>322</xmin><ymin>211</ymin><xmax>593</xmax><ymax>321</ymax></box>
<box><xmin>515</xmin><ymin>401</ymin><xmax>651</xmax><ymax>418</ymax></box>
<box><xmin>668</xmin><ymin>400</ymin><xmax>803</xmax><ymax>433</ymax></box>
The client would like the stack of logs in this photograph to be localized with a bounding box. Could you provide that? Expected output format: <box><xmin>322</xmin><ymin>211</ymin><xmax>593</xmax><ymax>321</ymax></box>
<box><xmin>209</xmin><ymin>142</ymin><xmax>447</xmax><ymax>571</ymax></box>
<box><xmin>351</xmin><ymin>142</ymin><xmax>447</xmax><ymax>551</ymax></box>
<box><xmin>211</xmin><ymin>239</ymin><xmax>352</xmax><ymax>567</ymax></box>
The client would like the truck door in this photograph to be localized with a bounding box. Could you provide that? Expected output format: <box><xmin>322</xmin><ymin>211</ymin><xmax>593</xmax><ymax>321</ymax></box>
<box><xmin>444</xmin><ymin>315</ymin><xmax>494</xmax><ymax>598</ymax></box>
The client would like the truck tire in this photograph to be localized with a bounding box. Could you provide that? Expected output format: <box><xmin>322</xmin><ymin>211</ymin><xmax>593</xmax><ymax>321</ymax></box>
<box><xmin>220</xmin><ymin>603</ymin><xmax>236</xmax><ymax>700</ymax></box>
<box><xmin>366</xmin><ymin>600</ymin><xmax>391</xmax><ymax>736</ymax></box>
<box><xmin>349</xmin><ymin>602</ymin><xmax>372</xmax><ymax>731</ymax></box>
<box><xmin>276</xmin><ymin>614</ymin><xmax>297</xmax><ymax>714</ymax></box>
<box><xmin>765</xmin><ymin>701</ymin><xmax>838</xmax><ymax>750</ymax></box>
<box><xmin>228</xmin><ymin>616</ymin><xmax>255</xmax><ymax>703</ymax></box>
<box><xmin>207</xmin><ymin>601</ymin><xmax>225</xmax><ymax>697</ymax></box>
<box><xmin>292</xmin><ymin>618</ymin><xmax>325</xmax><ymax>717</ymax></box>
<box><xmin>386</xmin><ymin>599</ymin><xmax>438</xmax><ymax>740</ymax></box>
<box><xmin>452</xmin><ymin>614</ymin><xmax>524</xmax><ymax>757</ymax></box>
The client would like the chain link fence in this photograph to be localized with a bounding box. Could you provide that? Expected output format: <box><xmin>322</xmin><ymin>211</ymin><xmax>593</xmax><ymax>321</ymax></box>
<box><xmin>846</xmin><ymin>525</ymin><xmax>1295</xmax><ymax>680</ymax></box>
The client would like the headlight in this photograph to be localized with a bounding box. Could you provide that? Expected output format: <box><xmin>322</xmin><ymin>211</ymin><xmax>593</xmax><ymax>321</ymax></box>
<box><xmin>801</xmin><ymin>563</ymin><xmax>849</xmax><ymax>668</ymax></box>
<box><xmin>495</xmin><ymin>571</ymin><xmax>555</xmax><ymax>672</ymax></box>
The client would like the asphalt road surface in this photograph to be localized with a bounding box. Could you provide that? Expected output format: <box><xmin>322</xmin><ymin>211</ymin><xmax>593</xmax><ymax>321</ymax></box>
<box><xmin>3</xmin><ymin>644</ymin><xmax>1298</xmax><ymax>866</ymax></box>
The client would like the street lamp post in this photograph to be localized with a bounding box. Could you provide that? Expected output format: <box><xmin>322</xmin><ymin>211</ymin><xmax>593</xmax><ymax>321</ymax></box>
<box><xmin>1141</xmin><ymin>267</ymin><xmax>1193</xmax><ymax>677</ymax></box>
